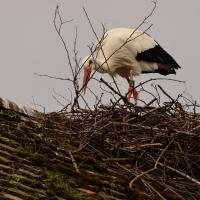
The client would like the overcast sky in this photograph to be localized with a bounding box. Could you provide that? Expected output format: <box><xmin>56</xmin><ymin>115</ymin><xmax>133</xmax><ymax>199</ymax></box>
<box><xmin>0</xmin><ymin>0</ymin><xmax>199</xmax><ymax>111</ymax></box>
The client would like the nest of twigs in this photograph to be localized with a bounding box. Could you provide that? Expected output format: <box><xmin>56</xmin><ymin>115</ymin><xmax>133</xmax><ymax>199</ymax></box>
<box><xmin>1</xmin><ymin>94</ymin><xmax>200</xmax><ymax>199</ymax></box>
<box><xmin>46</xmin><ymin>98</ymin><xmax>200</xmax><ymax>200</ymax></box>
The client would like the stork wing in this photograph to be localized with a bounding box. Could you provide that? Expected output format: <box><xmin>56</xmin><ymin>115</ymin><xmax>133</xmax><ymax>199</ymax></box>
<box><xmin>136</xmin><ymin>44</ymin><xmax>181</xmax><ymax>70</ymax></box>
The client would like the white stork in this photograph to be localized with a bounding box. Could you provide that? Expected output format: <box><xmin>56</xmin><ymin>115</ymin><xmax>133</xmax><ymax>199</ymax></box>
<box><xmin>82</xmin><ymin>27</ymin><xmax>181</xmax><ymax>101</ymax></box>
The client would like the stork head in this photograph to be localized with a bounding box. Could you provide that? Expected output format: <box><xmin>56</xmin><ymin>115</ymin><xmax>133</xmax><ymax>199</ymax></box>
<box><xmin>82</xmin><ymin>56</ymin><xmax>92</xmax><ymax>94</ymax></box>
<box><xmin>82</xmin><ymin>55</ymin><xmax>106</xmax><ymax>94</ymax></box>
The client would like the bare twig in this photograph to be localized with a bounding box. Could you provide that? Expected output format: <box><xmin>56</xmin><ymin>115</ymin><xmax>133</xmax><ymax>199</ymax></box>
<box><xmin>157</xmin><ymin>162</ymin><xmax>200</xmax><ymax>187</ymax></box>
<box><xmin>68</xmin><ymin>151</ymin><xmax>79</xmax><ymax>173</ymax></box>
<box><xmin>34</xmin><ymin>72</ymin><xmax>73</xmax><ymax>82</ymax></box>
<box><xmin>157</xmin><ymin>84</ymin><xmax>175</xmax><ymax>103</ymax></box>
<box><xmin>100</xmin><ymin>78</ymin><xmax>128</xmax><ymax>103</ymax></box>
<box><xmin>142</xmin><ymin>179</ymin><xmax>167</xmax><ymax>200</ymax></box>
<box><xmin>129</xmin><ymin>141</ymin><xmax>171</xmax><ymax>188</ymax></box>
<box><xmin>136</xmin><ymin>78</ymin><xmax>185</xmax><ymax>89</ymax></box>
<box><xmin>83</xmin><ymin>7</ymin><xmax>122</xmax><ymax>95</ymax></box>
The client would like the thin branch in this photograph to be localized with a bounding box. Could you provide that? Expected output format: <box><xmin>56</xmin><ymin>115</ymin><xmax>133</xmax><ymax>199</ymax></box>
<box><xmin>129</xmin><ymin>141</ymin><xmax>171</xmax><ymax>188</ymax></box>
<box><xmin>142</xmin><ymin>179</ymin><xmax>167</xmax><ymax>200</ymax></box>
<box><xmin>135</xmin><ymin>78</ymin><xmax>185</xmax><ymax>89</ymax></box>
<box><xmin>100</xmin><ymin>78</ymin><xmax>128</xmax><ymax>104</ymax></box>
<box><xmin>158</xmin><ymin>162</ymin><xmax>200</xmax><ymax>187</ymax></box>
<box><xmin>53</xmin><ymin>5</ymin><xmax>77</xmax><ymax>91</ymax></box>
<box><xmin>83</xmin><ymin>7</ymin><xmax>122</xmax><ymax>95</ymax></box>
<box><xmin>157</xmin><ymin>84</ymin><xmax>175</xmax><ymax>102</ymax></box>
<box><xmin>34</xmin><ymin>72</ymin><xmax>72</xmax><ymax>82</ymax></box>
<box><xmin>69</xmin><ymin>151</ymin><xmax>79</xmax><ymax>173</ymax></box>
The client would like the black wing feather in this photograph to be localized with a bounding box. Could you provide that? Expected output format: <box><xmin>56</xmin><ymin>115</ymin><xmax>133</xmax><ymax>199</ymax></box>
<box><xmin>136</xmin><ymin>44</ymin><xmax>181</xmax><ymax>70</ymax></box>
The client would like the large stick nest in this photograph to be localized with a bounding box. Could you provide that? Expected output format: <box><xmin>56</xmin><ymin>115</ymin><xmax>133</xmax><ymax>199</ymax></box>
<box><xmin>45</xmin><ymin>100</ymin><xmax>200</xmax><ymax>199</ymax></box>
<box><xmin>1</xmin><ymin>97</ymin><xmax>200</xmax><ymax>199</ymax></box>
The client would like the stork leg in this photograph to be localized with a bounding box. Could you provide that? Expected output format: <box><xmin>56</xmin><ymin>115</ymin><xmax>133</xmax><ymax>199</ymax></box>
<box><xmin>126</xmin><ymin>70</ymin><xmax>138</xmax><ymax>103</ymax></box>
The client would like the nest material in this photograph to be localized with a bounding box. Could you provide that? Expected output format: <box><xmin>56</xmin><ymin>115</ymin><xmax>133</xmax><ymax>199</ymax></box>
<box><xmin>0</xmin><ymin>100</ymin><xmax>200</xmax><ymax>200</ymax></box>
<box><xmin>50</xmin><ymin>101</ymin><xmax>200</xmax><ymax>199</ymax></box>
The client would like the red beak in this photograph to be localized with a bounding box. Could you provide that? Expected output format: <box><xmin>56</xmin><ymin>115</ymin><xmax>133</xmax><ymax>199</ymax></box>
<box><xmin>82</xmin><ymin>68</ymin><xmax>91</xmax><ymax>94</ymax></box>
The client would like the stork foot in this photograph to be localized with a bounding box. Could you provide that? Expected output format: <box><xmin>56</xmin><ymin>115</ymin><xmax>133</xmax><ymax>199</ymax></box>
<box><xmin>128</xmin><ymin>86</ymin><xmax>139</xmax><ymax>104</ymax></box>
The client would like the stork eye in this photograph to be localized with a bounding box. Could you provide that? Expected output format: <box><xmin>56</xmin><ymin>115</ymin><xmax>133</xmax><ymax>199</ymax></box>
<box><xmin>89</xmin><ymin>60</ymin><xmax>93</xmax><ymax>65</ymax></box>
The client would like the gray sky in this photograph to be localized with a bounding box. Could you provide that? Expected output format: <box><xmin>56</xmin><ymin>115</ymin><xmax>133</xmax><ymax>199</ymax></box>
<box><xmin>1</xmin><ymin>0</ymin><xmax>200</xmax><ymax>111</ymax></box>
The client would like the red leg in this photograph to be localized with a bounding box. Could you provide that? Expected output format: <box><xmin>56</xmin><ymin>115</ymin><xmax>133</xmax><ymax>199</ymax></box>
<box><xmin>127</xmin><ymin>70</ymin><xmax>139</xmax><ymax>103</ymax></box>
<box><xmin>128</xmin><ymin>85</ymin><xmax>139</xmax><ymax>100</ymax></box>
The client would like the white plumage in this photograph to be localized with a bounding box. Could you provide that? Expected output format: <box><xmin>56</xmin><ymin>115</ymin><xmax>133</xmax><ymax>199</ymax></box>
<box><xmin>82</xmin><ymin>27</ymin><xmax>180</xmax><ymax>101</ymax></box>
